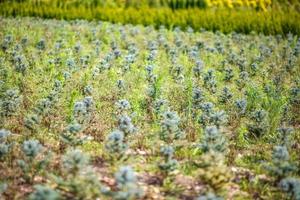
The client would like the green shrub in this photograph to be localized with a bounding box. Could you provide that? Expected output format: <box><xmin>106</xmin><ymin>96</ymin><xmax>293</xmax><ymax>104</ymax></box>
<box><xmin>0</xmin><ymin>1</ymin><xmax>299</xmax><ymax>35</ymax></box>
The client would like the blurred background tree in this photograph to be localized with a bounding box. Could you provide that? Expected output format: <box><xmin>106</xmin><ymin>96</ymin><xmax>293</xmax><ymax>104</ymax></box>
<box><xmin>0</xmin><ymin>0</ymin><xmax>299</xmax><ymax>35</ymax></box>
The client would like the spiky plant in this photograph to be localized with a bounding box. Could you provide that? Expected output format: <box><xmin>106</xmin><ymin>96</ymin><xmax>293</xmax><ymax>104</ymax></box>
<box><xmin>102</xmin><ymin>166</ymin><xmax>143</xmax><ymax>200</ymax></box>
<box><xmin>0</xmin><ymin>129</ymin><xmax>11</xmax><ymax>141</ymax></box>
<box><xmin>193</xmin><ymin>60</ymin><xmax>204</xmax><ymax>78</ymax></box>
<box><xmin>279</xmin><ymin>177</ymin><xmax>300</xmax><ymax>200</ymax></box>
<box><xmin>60</xmin><ymin>122</ymin><xmax>90</xmax><ymax>147</ymax></box>
<box><xmin>62</xmin><ymin>149</ymin><xmax>89</xmax><ymax>175</ymax></box>
<box><xmin>13</xmin><ymin>54</ymin><xmax>28</xmax><ymax>74</ymax></box>
<box><xmin>236</xmin><ymin>71</ymin><xmax>249</xmax><ymax>88</ymax></box>
<box><xmin>203</xmin><ymin>69</ymin><xmax>217</xmax><ymax>93</ymax></box>
<box><xmin>277</xmin><ymin>127</ymin><xmax>294</xmax><ymax>146</ymax></box>
<box><xmin>34</xmin><ymin>98</ymin><xmax>51</xmax><ymax>116</ymax></box>
<box><xmin>160</xmin><ymin>110</ymin><xmax>184</xmax><ymax>143</ymax></box>
<box><xmin>198</xmin><ymin>102</ymin><xmax>214</xmax><ymax>127</ymax></box>
<box><xmin>73</xmin><ymin>101</ymin><xmax>87</xmax><ymax>122</ymax></box>
<box><xmin>198</xmin><ymin>126</ymin><xmax>227</xmax><ymax>154</ymax></box>
<box><xmin>83</xmin><ymin>85</ymin><xmax>93</xmax><ymax>95</ymax></box>
<box><xmin>247</xmin><ymin>109</ymin><xmax>269</xmax><ymax>138</ymax></box>
<box><xmin>115</xmin><ymin>99</ymin><xmax>131</xmax><ymax>116</ymax></box>
<box><xmin>196</xmin><ymin>152</ymin><xmax>231</xmax><ymax>192</ymax></box>
<box><xmin>192</xmin><ymin>88</ymin><xmax>204</xmax><ymax>109</ymax></box>
<box><xmin>223</xmin><ymin>67</ymin><xmax>234</xmax><ymax>82</ymax></box>
<box><xmin>234</xmin><ymin>99</ymin><xmax>247</xmax><ymax>116</ymax></box>
<box><xmin>264</xmin><ymin>145</ymin><xmax>297</xmax><ymax>180</ymax></box>
<box><xmin>105</xmin><ymin>130</ymin><xmax>128</xmax><ymax>158</ymax></box>
<box><xmin>29</xmin><ymin>185</ymin><xmax>60</xmax><ymax>200</ymax></box>
<box><xmin>73</xmin><ymin>97</ymin><xmax>94</xmax><ymax>124</ymax></box>
<box><xmin>0</xmin><ymin>129</ymin><xmax>12</xmax><ymax>160</ymax></box>
<box><xmin>36</xmin><ymin>38</ymin><xmax>46</xmax><ymax>50</ymax></box>
<box><xmin>116</xmin><ymin>79</ymin><xmax>126</xmax><ymax>94</ymax></box>
<box><xmin>198</xmin><ymin>102</ymin><xmax>227</xmax><ymax>128</ymax></box>
<box><xmin>21</xmin><ymin>139</ymin><xmax>42</xmax><ymax>158</ymax></box>
<box><xmin>24</xmin><ymin>114</ymin><xmax>40</xmax><ymax>131</ymax></box>
<box><xmin>118</xmin><ymin>115</ymin><xmax>136</xmax><ymax>137</ymax></box>
<box><xmin>210</xmin><ymin>111</ymin><xmax>227</xmax><ymax>128</ymax></box>
<box><xmin>17</xmin><ymin>140</ymin><xmax>49</xmax><ymax>183</ymax></box>
<box><xmin>1</xmin><ymin>34</ymin><xmax>13</xmax><ymax>51</ymax></box>
<box><xmin>54</xmin><ymin>149</ymin><xmax>101</xmax><ymax>199</ymax></box>
<box><xmin>219</xmin><ymin>87</ymin><xmax>233</xmax><ymax>104</ymax></box>
<box><xmin>0</xmin><ymin>89</ymin><xmax>21</xmax><ymax>117</ymax></box>
<box><xmin>158</xmin><ymin>146</ymin><xmax>178</xmax><ymax>174</ymax></box>
<box><xmin>153</xmin><ymin>99</ymin><xmax>168</xmax><ymax>115</ymax></box>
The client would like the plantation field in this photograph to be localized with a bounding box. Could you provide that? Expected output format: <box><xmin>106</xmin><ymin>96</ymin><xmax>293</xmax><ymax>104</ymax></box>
<box><xmin>1</xmin><ymin>0</ymin><xmax>300</xmax><ymax>35</ymax></box>
<box><xmin>0</xmin><ymin>17</ymin><xmax>300</xmax><ymax>199</ymax></box>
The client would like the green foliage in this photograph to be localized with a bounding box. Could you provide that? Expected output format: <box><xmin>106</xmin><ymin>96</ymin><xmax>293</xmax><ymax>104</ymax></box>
<box><xmin>263</xmin><ymin>145</ymin><xmax>297</xmax><ymax>180</ymax></box>
<box><xmin>0</xmin><ymin>16</ymin><xmax>299</xmax><ymax>200</ymax></box>
<box><xmin>105</xmin><ymin>129</ymin><xmax>128</xmax><ymax>159</ymax></box>
<box><xmin>277</xmin><ymin>127</ymin><xmax>294</xmax><ymax>146</ymax></box>
<box><xmin>160</xmin><ymin>110</ymin><xmax>184</xmax><ymax>143</ymax></box>
<box><xmin>62</xmin><ymin>149</ymin><xmax>89</xmax><ymax>175</ymax></box>
<box><xmin>158</xmin><ymin>146</ymin><xmax>178</xmax><ymax>174</ymax></box>
<box><xmin>0</xmin><ymin>129</ymin><xmax>12</xmax><ymax>160</ymax></box>
<box><xmin>198</xmin><ymin>126</ymin><xmax>227</xmax><ymax>153</ymax></box>
<box><xmin>279</xmin><ymin>177</ymin><xmax>300</xmax><ymax>200</ymax></box>
<box><xmin>17</xmin><ymin>140</ymin><xmax>50</xmax><ymax>183</ymax></box>
<box><xmin>21</xmin><ymin>140</ymin><xmax>42</xmax><ymax>158</ymax></box>
<box><xmin>50</xmin><ymin>149</ymin><xmax>102</xmax><ymax>199</ymax></box>
<box><xmin>195</xmin><ymin>152</ymin><xmax>231</xmax><ymax>192</ymax></box>
<box><xmin>102</xmin><ymin>166</ymin><xmax>143</xmax><ymax>200</ymax></box>
<box><xmin>118</xmin><ymin>115</ymin><xmax>136</xmax><ymax>136</ymax></box>
<box><xmin>0</xmin><ymin>89</ymin><xmax>22</xmax><ymax>117</ymax></box>
<box><xmin>29</xmin><ymin>185</ymin><xmax>60</xmax><ymax>200</ymax></box>
<box><xmin>247</xmin><ymin>109</ymin><xmax>269</xmax><ymax>138</ymax></box>
<box><xmin>0</xmin><ymin>1</ymin><xmax>299</xmax><ymax>35</ymax></box>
